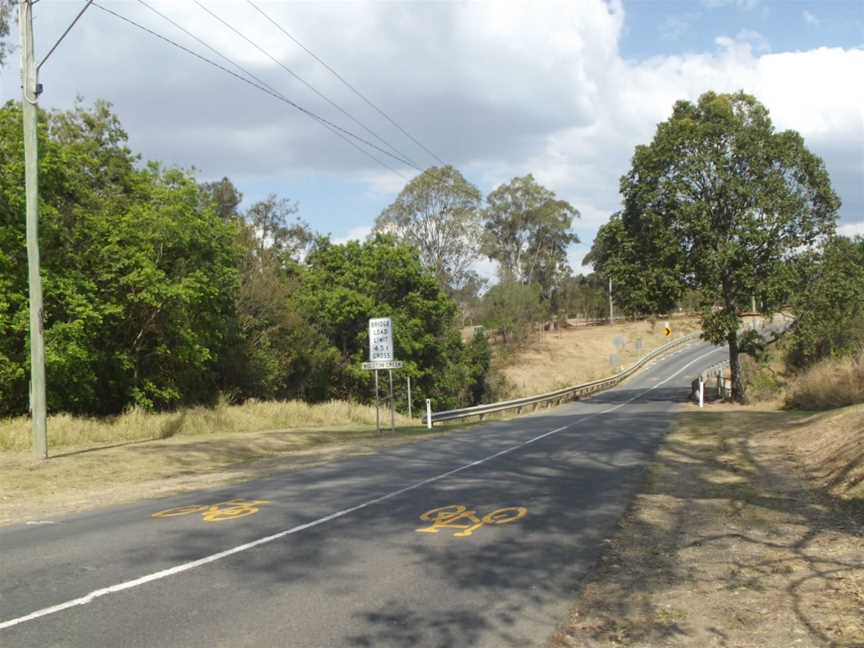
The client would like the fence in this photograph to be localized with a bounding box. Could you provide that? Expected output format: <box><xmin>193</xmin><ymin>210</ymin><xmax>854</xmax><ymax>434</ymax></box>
<box><xmin>427</xmin><ymin>332</ymin><xmax>701</xmax><ymax>426</ymax></box>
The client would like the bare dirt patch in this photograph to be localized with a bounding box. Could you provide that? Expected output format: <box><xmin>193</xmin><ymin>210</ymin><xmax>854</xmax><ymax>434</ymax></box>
<box><xmin>550</xmin><ymin>403</ymin><xmax>864</xmax><ymax>648</ymax></box>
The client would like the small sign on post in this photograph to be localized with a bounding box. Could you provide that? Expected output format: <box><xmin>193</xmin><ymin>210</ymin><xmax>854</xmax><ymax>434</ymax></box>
<box><xmin>369</xmin><ymin>317</ymin><xmax>393</xmax><ymax>362</ymax></box>
<box><xmin>363</xmin><ymin>318</ymin><xmax>401</xmax><ymax>434</ymax></box>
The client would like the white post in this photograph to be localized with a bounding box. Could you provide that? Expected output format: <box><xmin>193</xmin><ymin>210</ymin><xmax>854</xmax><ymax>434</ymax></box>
<box><xmin>698</xmin><ymin>377</ymin><xmax>704</xmax><ymax>408</ymax></box>
<box><xmin>407</xmin><ymin>376</ymin><xmax>412</xmax><ymax>420</ymax></box>
<box><xmin>425</xmin><ymin>399</ymin><xmax>432</xmax><ymax>430</ymax></box>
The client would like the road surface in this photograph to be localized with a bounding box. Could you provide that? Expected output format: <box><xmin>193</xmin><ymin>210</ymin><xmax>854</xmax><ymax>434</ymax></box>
<box><xmin>0</xmin><ymin>340</ymin><xmax>725</xmax><ymax>648</ymax></box>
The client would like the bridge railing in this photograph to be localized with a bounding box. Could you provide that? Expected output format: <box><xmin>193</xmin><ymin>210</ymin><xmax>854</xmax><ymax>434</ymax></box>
<box><xmin>427</xmin><ymin>332</ymin><xmax>701</xmax><ymax>426</ymax></box>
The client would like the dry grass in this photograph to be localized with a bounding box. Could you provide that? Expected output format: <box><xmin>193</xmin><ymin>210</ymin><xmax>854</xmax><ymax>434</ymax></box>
<box><xmin>0</xmin><ymin>398</ymin><xmax>411</xmax><ymax>452</ymax></box>
<box><xmin>0</xmin><ymin>415</ymin><xmax>453</xmax><ymax>526</ymax></box>
<box><xmin>774</xmin><ymin>403</ymin><xmax>864</xmax><ymax>501</ymax></box>
<box><xmin>550</xmin><ymin>402</ymin><xmax>864</xmax><ymax>648</ymax></box>
<box><xmin>498</xmin><ymin>317</ymin><xmax>702</xmax><ymax>398</ymax></box>
<box><xmin>786</xmin><ymin>350</ymin><xmax>864</xmax><ymax>410</ymax></box>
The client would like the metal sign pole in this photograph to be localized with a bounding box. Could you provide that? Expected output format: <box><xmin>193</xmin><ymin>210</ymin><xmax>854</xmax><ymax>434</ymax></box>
<box><xmin>407</xmin><ymin>376</ymin><xmax>412</xmax><ymax>420</ymax></box>
<box><xmin>374</xmin><ymin>369</ymin><xmax>380</xmax><ymax>434</ymax></box>
<box><xmin>388</xmin><ymin>369</ymin><xmax>395</xmax><ymax>433</ymax></box>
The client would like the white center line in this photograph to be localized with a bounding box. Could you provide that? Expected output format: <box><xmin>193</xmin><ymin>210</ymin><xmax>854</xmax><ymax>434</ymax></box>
<box><xmin>0</xmin><ymin>345</ymin><xmax>722</xmax><ymax>631</ymax></box>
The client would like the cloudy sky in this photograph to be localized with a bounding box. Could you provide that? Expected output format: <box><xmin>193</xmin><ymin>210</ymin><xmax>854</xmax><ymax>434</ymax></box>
<box><xmin>2</xmin><ymin>0</ymin><xmax>862</xmax><ymax>274</ymax></box>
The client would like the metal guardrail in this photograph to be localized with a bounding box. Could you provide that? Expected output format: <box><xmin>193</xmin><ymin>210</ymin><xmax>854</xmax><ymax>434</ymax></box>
<box><xmin>428</xmin><ymin>332</ymin><xmax>701</xmax><ymax>425</ymax></box>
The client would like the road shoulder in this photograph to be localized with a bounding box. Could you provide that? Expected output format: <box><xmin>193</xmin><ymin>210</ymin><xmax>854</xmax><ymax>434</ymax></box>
<box><xmin>549</xmin><ymin>402</ymin><xmax>864</xmax><ymax>648</ymax></box>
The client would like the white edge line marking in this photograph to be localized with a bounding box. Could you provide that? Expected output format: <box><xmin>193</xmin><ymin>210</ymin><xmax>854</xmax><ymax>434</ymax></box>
<box><xmin>0</xmin><ymin>346</ymin><xmax>722</xmax><ymax>631</ymax></box>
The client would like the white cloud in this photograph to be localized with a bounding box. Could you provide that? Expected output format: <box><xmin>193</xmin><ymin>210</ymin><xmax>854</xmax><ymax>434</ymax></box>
<box><xmin>838</xmin><ymin>222</ymin><xmax>864</xmax><ymax>238</ymax></box>
<box><xmin>803</xmin><ymin>10</ymin><xmax>820</xmax><ymax>26</ymax></box>
<box><xmin>702</xmin><ymin>0</ymin><xmax>760</xmax><ymax>10</ymax></box>
<box><xmin>5</xmin><ymin>0</ymin><xmax>861</xmax><ymax>278</ymax></box>
<box><xmin>332</xmin><ymin>225</ymin><xmax>372</xmax><ymax>245</ymax></box>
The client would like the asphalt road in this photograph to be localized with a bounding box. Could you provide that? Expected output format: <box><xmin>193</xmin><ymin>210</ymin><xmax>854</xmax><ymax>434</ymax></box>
<box><xmin>0</xmin><ymin>340</ymin><xmax>726</xmax><ymax>648</ymax></box>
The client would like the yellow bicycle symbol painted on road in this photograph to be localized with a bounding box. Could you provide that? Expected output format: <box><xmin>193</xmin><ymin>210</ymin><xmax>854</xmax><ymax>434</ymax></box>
<box><xmin>152</xmin><ymin>499</ymin><xmax>271</xmax><ymax>523</ymax></box>
<box><xmin>416</xmin><ymin>504</ymin><xmax>528</xmax><ymax>538</ymax></box>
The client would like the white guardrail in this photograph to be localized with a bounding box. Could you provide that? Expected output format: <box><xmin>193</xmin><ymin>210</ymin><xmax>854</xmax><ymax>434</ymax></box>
<box><xmin>427</xmin><ymin>332</ymin><xmax>701</xmax><ymax>426</ymax></box>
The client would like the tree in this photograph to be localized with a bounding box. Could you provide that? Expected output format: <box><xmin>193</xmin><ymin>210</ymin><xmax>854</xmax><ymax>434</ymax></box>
<box><xmin>295</xmin><ymin>235</ymin><xmax>487</xmax><ymax>409</ymax></box>
<box><xmin>482</xmin><ymin>174</ymin><xmax>579</xmax><ymax>302</ymax></box>
<box><xmin>0</xmin><ymin>100</ymin><xmax>240</xmax><ymax>415</ymax></box>
<box><xmin>786</xmin><ymin>235</ymin><xmax>864</xmax><ymax>370</ymax></box>
<box><xmin>374</xmin><ymin>166</ymin><xmax>482</xmax><ymax>294</ymax></box>
<box><xmin>585</xmin><ymin>213</ymin><xmax>683</xmax><ymax>317</ymax></box>
<box><xmin>592</xmin><ymin>91</ymin><xmax>840</xmax><ymax>402</ymax></box>
<box><xmin>0</xmin><ymin>0</ymin><xmax>13</xmax><ymax>69</ymax></box>
<box><xmin>480</xmin><ymin>280</ymin><xmax>547</xmax><ymax>345</ymax></box>
<box><xmin>199</xmin><ymin>177</ymin><xmax>243</xmax><ymax>221</ymax></box>
<box><xmin>246</xmin><ymin>195</ymin><xmax>314</xmax><ymax>265</ymax></box>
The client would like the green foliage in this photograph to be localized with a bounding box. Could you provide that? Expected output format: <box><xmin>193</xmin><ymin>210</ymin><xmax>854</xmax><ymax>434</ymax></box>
<box><xmin>0</xmin><ymin>101</ymin><xmax>493</xmax><ymax>420</ymax></box>
<box><xmin>463</xmin><ymin>330</ymin><xmax>492</xmax><ymax>404</ymax></box>
<box><xmin>1</xmin><ymin>100</ymin><xmax>240</xmax><ymax>415</ymax></box>
<box><xmin>480</xmin><ymin>280</ymin><xmax>548</xmax><ymax>345</ymax></box>
<box><xmin>786</xmin><ymin>236</ymin><xmax>864</xmax><ymax>370</ymax></box>
<box><xmin>591</xmin><ymin>91</ymin><xmax>840</xmax><ymax>401</ymax></box>
<box><xmin>482</xmin><ymin>174</ymin><xmax>579</xmax><ymax>303</ymax></box>
<box><xmin>0</xmin><ymin>0</ymin><xmax>12</xmax><ymax>68</ymax></box>
<box><xmin>374</xmin><ymin>165</ymin><xmax>483</xmax><ymax>294</ymax></box>
<box><xmin>556</xmin><ymin>273</ymin><xmax>608</xmax><ymax>320</ymax></box>
<box><xmin>294</xmin><ymin>235</ymin><xmax>487</xmax><ymax>410</ymax></box>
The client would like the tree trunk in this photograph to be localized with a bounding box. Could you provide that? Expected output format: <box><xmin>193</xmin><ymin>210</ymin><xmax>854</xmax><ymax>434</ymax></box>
<box><xmin>727</xmin><ymin>331</ymin><xmax>747</xmax><ymax>404</ymax></box>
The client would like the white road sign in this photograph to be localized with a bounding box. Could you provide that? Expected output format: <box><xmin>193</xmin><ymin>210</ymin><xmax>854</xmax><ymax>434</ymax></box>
<box><xmin>362</xmin><ymin>360</ymin><xmax>404</xmax><ymax>370</ymax></box>
<box><xmin>369</xmin><ymin>317</ymin><xmax>394</xmax><ymax>362</ymax></box>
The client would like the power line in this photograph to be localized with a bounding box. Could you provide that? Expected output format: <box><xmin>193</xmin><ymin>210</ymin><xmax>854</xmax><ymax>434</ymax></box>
<box><xmin>132</xmin><ymin>0</ymin><xmax>405</xmax><ymax>178</ymax></box>
<box><xmin>191</xmin><ymin>0</ymin><xmax>421</xmax><ymax>170</ymax></box>
<box><xmin>37</xmin><ymin>0</ymin><xmax>93</xmax><ymax>71</ymax></box>
<box><xmin>94</xmin><ymin>3</ymin><xmax>481</xmax><ymax>208</ymax></box>
<box><xmin>245</xmin><ymin>0</ymin><xmax>446</xmax><ymax>167</ymax></box>
<box><xmin>91</xmin><ymin>2</ymin><xmax>415</xmax><ymax>172</ymax></box>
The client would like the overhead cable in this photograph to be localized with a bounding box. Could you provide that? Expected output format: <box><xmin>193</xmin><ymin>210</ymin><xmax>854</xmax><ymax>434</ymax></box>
<box><xmin>132</xmin><ymin>0</ymin><xmax>405</xmax><ymax>177</ymax></box>
<box><xmin>92</xmin><ymin>2</ymin><xmax>414</xmax><ymax>172</ymax></box>
<box><xmin>245</xmin><ymin>0</ymin><xmax>446</xmax><ymax>167</ymax></box>
<box><xmin>191</xmin><ymin>0</ymin><xmax>419</xmax><ymax>169</ymax></box>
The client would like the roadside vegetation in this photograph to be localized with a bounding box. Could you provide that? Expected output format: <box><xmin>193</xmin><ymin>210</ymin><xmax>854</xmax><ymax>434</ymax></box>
<box><xmin>0</xmin><ymin>398</ymin><xmax>413</xmax><ymax>452</ymax></box>
<box><xmin>494</xmin><ymin>316</ymin><xmax>700</xmax><ymax>399</ymax></box>
<box><xmin>551</xmin><ymin>91</ymin><xmax>863</xmax><ymax>648</ymax></box>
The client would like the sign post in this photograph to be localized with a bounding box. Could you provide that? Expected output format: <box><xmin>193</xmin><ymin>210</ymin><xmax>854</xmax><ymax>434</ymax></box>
<box><xmin>388</xmin><ymin>369</ymin><xmax>395</xmax><ymax>433</ymax></box>
<box><xmin>364</xmin><ymin>318</ymin><xmax>403</xmax><ymax>434</ymax></box>
<box><xmin>374</xmin><ymin>370</ymin><xmax>380</xmax><ymax>433</ymax></box>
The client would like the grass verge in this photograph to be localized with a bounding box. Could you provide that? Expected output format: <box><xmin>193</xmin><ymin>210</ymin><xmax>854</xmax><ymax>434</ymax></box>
<box><xmin>550</xmin><ymin>402</ymin><xmax>864</xmax><ymax>648</ymax></box>
<box><xmin>0</xmin><ymin>400</ymin><xmax>451</xmax><ymax>526</ymax></box>
<box><xmin>0</xmin><ymin>398</ymin><xmax>411</xmax><ymax>451</ymax></box>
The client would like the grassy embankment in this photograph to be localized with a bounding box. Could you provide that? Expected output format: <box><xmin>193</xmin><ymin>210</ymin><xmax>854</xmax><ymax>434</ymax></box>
<box><xmin>495</xmin><ymin>316</ymin><xmax>701</xmax><ymax>398</ymax></box>
<box><xmin>0</xmin><ymin>399</ymin><xmax>430</xmax><ymax>525</ymax></box>
<box><xmin>551</xmin><ymin>349</ymin><xmax>864</xmax><ymax>648</ymax></box>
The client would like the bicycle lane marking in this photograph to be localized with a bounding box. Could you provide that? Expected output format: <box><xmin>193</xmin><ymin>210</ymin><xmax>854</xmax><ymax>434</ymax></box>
<box><xmin>0</xmin><ymin>346</ymin><xmax>722</xmax><ymax>631</ymax></box>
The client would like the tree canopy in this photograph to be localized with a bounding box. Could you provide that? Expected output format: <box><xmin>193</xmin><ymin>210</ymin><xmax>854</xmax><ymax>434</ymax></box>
<box><xmin>786</xmin><ymin>235</ymin><xmax>864</xmax><ymax>370</ymax></box>
<box><xmin>482</xmin><ymin>174</ymin><xmax>579</xmax><ymax>302</ymax></box>
<box><xmin>0</xmin><ymin>101</ymin><xmax>491</xmax><ymax>417</ymax></box>
<box><xmin>374</xmin><ymin>165</ymin><xmax>483</xmax><ymax>295</ymax></box>
<box><xmin>591</xmin><ymin>91</ymin><xmax>840</xmax><ymax>401</ymax></box>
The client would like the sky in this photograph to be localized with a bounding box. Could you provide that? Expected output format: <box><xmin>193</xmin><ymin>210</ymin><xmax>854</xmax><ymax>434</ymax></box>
<box><xmin>1</xmin><ymin>0</ymin><xmax>862</xmax><ymax>277</ymax></box>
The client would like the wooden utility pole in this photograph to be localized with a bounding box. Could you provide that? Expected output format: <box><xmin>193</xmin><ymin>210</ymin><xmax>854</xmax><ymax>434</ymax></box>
<box><xmin>20</xmin><ymin>0</ymin><xmax>48</xmax><ymax>459</ymax></box>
